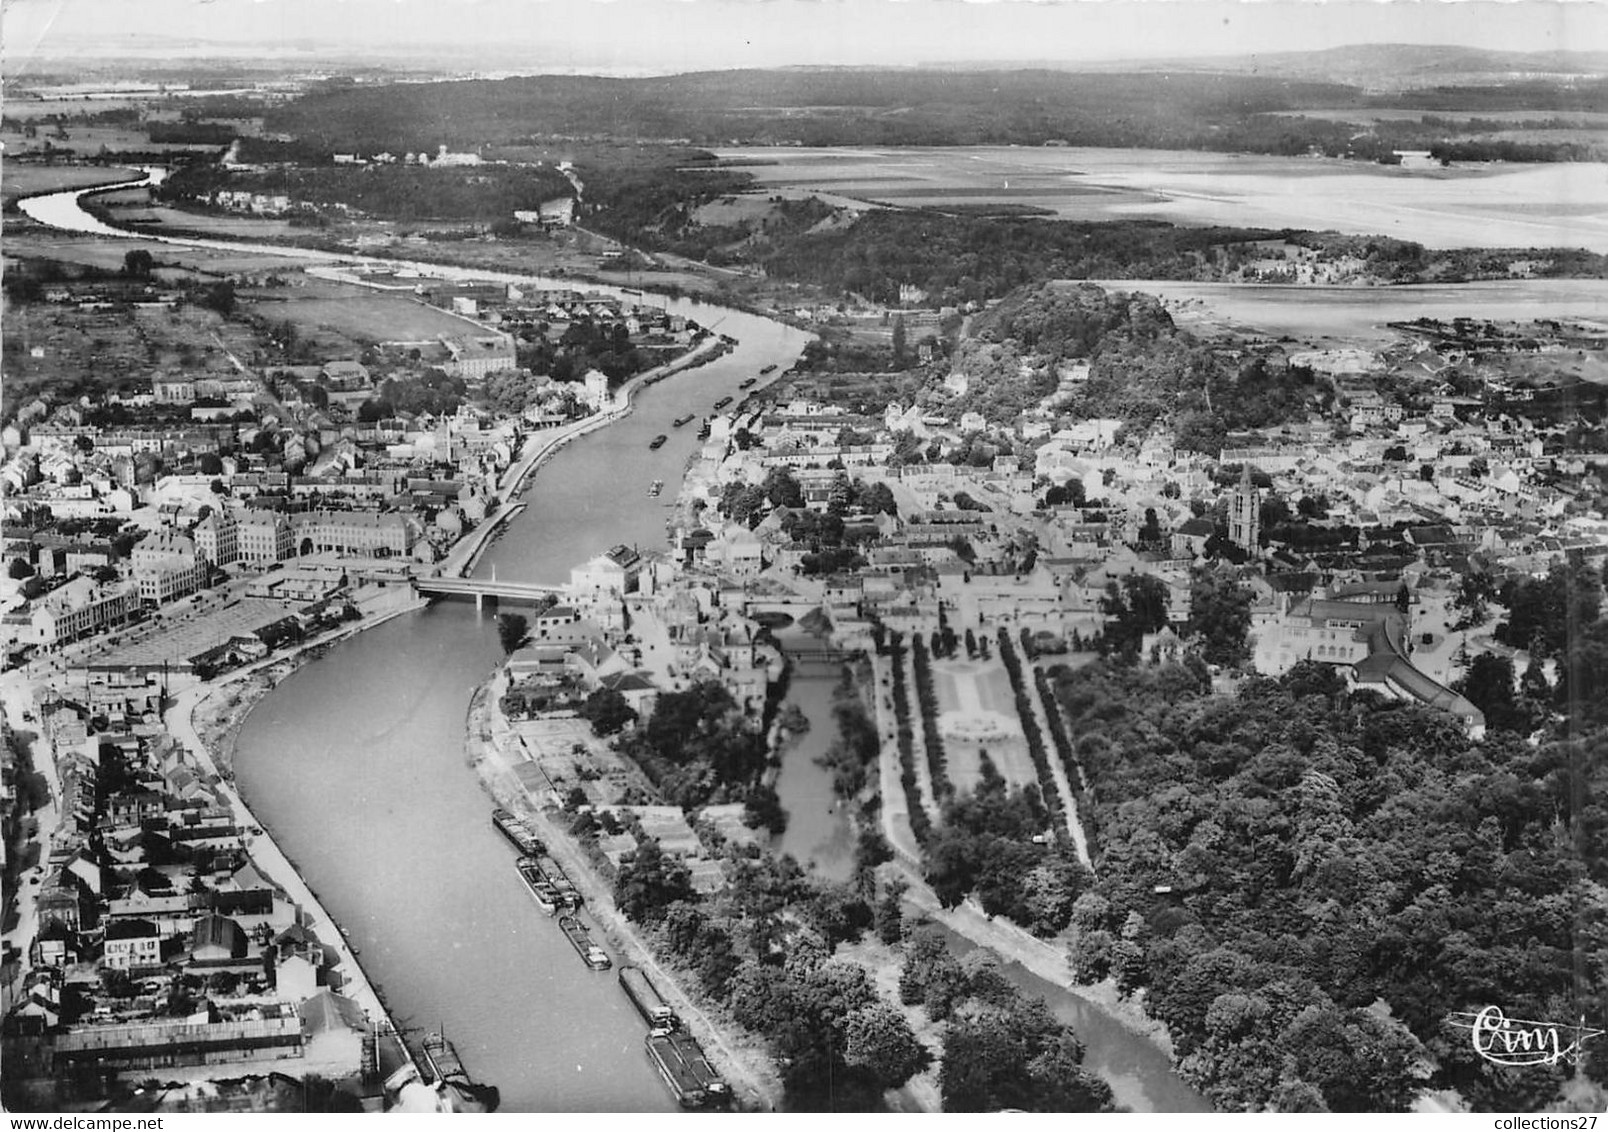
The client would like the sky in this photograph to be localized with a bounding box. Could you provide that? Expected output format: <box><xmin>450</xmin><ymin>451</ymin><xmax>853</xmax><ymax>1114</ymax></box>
<box><xmin>3</xmin><ymin>0</ymin><xmax>1606</xmax><ymax>74</ymax></box>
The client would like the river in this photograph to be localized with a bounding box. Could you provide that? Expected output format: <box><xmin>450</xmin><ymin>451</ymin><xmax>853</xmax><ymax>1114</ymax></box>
<box><xmin>21</xmin><ymin>175</ymin><xmax>1199</xmax><ymax>1111</ymax></box>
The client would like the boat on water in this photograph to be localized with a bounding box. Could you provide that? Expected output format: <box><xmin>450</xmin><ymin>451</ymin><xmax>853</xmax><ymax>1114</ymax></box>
<box><xmin>645</xmin><ymin>1031</ymin><xmax>730</xmax><ymax>1109</ymax></box>
<box><xmin>559</xmin><ymin>914</ymin><xmax>612</xmax><ymax>970</ymax></box>
<box><xmin>696</xmin><ymin>420</ymin><xmax>711</xmax><ymax>440</ymax></box>
<box><xmin>760</xmin><ymin>364</ymin><xmax>777</xmax><ymax>375</ymax></box>
<box><xmin>649</xmin><ymin>434</ymin><xmax>668</xmax><ymax>450</ymax></box>
<box><xmin>619</xmin><ymin>965</ymin><xmax>679</xmax><ymax>1036</ymax></box>
<box><xmin>672</xmin><ymin>413</ymin><xmax>695</xmax><ymax>428</ymax></box>
<box><xmin>712</xmin><ymin>397</ymin><xmax>732</xmax><ymax>411</ymax></box>
<box><xmin>515</xmin><ymin>856</ymin><xmax>563</xmax><ymax>915</ymax></box>
<box><xmin>417</xmin><ymin>1031</ymin><xmax>502</xmax><ymax>1112</ymax></box>
<box><xmin>648</xmin><ymin>480</ymin><xmax>664</xmax><ymax>498</ymax></box>
<box><xmin>737</xmin><ymin>378</ymin><xmax>756</xmax><ymax>390</ymax></box>
<box><xmin>535</xmin><ymin>854</ymin><xmax>582</xmax><ymax>910</ymax></box>
<box><xmin>492</xmin><ymin>808</ymin><xmax>543</xmax><ymax>856</ymax></box>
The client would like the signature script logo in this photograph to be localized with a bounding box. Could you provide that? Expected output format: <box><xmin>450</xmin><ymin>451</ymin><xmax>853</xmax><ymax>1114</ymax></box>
<box><xmin>1449</xmin><ymin>1007</ymin><xmax>1604</xmax><ymax>1068</ymax></box>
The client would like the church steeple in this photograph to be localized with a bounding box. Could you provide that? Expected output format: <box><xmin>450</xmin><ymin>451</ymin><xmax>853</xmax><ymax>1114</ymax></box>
<box><xmin>1229</xmin><ymin>465</ymin><xmax>1260</xmax><ymax>552</ymax></box>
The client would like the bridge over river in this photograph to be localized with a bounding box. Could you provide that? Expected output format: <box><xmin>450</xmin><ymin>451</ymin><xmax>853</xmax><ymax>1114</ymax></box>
<box><xmin>414</xmin><ymin>573</ymin><xmax>566</xmax><ymax>609</ymax></box>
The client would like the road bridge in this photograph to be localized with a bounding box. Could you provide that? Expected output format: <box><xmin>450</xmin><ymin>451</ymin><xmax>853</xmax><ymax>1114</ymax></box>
<box><xmin>415</xmin><ymin>573</ymin><xmax>566</xmax><ymax>610</ymax></box>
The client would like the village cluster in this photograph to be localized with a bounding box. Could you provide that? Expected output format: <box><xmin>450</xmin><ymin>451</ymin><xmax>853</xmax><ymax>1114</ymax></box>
<box><xmin>4</xmin><ymin>254</ymin><xmax>1606</xmax><ymax>1106</ymax></box>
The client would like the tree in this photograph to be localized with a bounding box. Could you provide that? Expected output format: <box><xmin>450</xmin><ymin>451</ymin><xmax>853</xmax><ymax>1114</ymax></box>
<box><xmin>743</xmin><ymin>782</ymin><xmax>787</xmax><ymax>834</ymax></box>
<box><xmin>842</xmin><ymin>1002</ymin><xmax>929</xmax><ymax>1089</ymax></box>
<box><xmin>122</xmin><ymin>249</ymin><xmax>154</xmax><ymax>279</ymax></box>
<box><xmin>875</xmin><ymin>876</ymin><xmax>908</xmax><ymax>945</ymax></box>
<box><xmin>496</xmin><ymin>613</ymin><xmax>528</xmax><ymax>653</ymax></box>
<box><xmin>613</xmin><ymin>838</ymin><xmax>695</xmax><ymax>926</ymax></box>
<box><xmin>8</xmin><ymin>557</ymin><xmax>34</xmax><ymax>580</ymax></box>
<box><xmin>1452</xmin><ymin>570</ymin><xmax>1495</xmax><ymax>630</ymax></box>
<box><xmin>1189</xmin><ymin>569</ymin><xmax>1253</xmax><ymax>666</ymax></box>
<box><xmin>763</xmin><ymin>466</ymin><xmax>804</xmax><ymax>508</ymax></box>
<box><xmin>1453</xmin><ymin>653</ymin><xmax>1527</xmax><ymax>733</ymax></box>
<box><xmin>891</xmin><ymin>315</ymin><xmax>909</xmax><ymax>369</ymax></box>
<box><xmin>578</xmin><ymin>687</ymin><xmax>636</xmax><ymax>736</ymax></box>
<box><xmin>197</xmin><ymin>453</ymin><xmax>224</xmax><ymax>476</ymax></box>
<box><xmin>200</xmin><ymin>279</ymin><xmax>237</xmax><ymax>316</ymax></box>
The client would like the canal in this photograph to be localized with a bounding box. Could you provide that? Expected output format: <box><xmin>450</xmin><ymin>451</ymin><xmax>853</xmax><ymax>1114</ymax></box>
<box><xmin>769</xmin><ymin>631</ymin><xmax>856</xmax><ymax>883</ymax></box>
<box><xmin>24</xmin><ymin>176</ymin><xmax>1203</xmax><ymax>1112</ymax></box>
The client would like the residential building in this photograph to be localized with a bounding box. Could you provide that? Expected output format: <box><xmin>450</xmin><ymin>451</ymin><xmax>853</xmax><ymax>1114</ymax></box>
<box><xmin>237</xmin><ymin>510</ymin><xmax>296</xmax><ymax>564</ymax></box>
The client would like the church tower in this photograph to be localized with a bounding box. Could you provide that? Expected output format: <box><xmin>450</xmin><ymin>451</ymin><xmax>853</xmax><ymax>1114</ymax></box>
<box><xmin>1229</xmin><ymin>464</ymin><xmax>1260</xmax><ymax>552</ymax></box>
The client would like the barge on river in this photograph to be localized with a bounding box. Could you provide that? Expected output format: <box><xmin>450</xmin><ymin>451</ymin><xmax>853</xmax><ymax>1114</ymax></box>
<box><xmin>515</xmin><ymin>856</ymin><xmax>564</xmax><ymax>915</ymax></box>
<box><xmin>645</xmin><ymin>1031</ymin><xmax>730</xmax><ymax>1109</ymax></box>
<box><xmin>673</xmin><ymin>413</ymin><xmax>695</xmax><ymax>427</ymax></box>
<box><xmin>619</xmin><ymin>965</ymin><xmax>678</xmax><ymax>1035</ymax></box>
<box><xmin>492</xmin><ymin>808</ymin><xmax>543</xmax><ymax>856</ymax></box>
<box><xmin>712</xmin><ymin>396</ymin><xmax>732</xmax><ymax>411</ymax></box>
<box><xmin>534</xmin><ymin>854</ymin><xmax>582</xmax><ymax>910</ymax></box>
<box><xmin>649</xmin><ymin>434</ymin><xmax>668</xmax><ymax>450</ymax></box>
<box><xmin>558</xmin><ymin>914</ymin><xmax>612</xmax><ymax>970</ymax></box>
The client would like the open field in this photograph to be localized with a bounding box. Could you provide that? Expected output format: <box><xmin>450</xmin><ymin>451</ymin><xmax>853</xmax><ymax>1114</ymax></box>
<box><xmin>716</xmin><ymin>145</ymin><xmax>1608</xmax><ymax>252</ymax></box>
<box><xmin>0</xmin><ymin>163</ymin><xmax>141</xmax><ymax>204</ymax></box>
<box><xmin>934</xmin><ymin>658</ymin><xmax>1034</xmax><ymax>797</ymax></box>
<box><xmin>238</xmin><ymin>277</ymin><xmax>482</xmax><ymax>346</ymax></box>
<box><xmin>1272</xmin><ymin>109</ymin><xmax>1608</xmax><ymax>126</ymax></box>
<box><xmin>1092</xmin><ymin>278</ymin><xmax>1608</xmax><ymax>346</ymax></box>
<box><xmin>0</xmin><ymin>124</ymin><xmax>221</xmax><ymax>159</ymax></box>
<box><xmin>107</xmin><ymin>204</ymin><xmax>304</xmax><ymax>240</ymax></box>
<box><xmin>1</xmin><ymin>225</ymin><xmax>322</xmax><ymax>275</ymax></box>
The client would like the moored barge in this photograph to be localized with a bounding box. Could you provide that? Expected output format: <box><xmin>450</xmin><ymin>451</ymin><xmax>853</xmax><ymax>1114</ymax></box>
<box><xmin>515</xmin><ymin>856</ymin><xmax>563</xmax><ymax>914</ymax></box>
<box><xmin>619</xmin><ymin>965</ymin><xmax>678</xmax><ymax>1035</ymax></box>
<box><xmin>558</xmin><ymin>914</ymin><xmax>612</xmax><ymax>970</ymax></box>
<box><xmin>492</xmin><ymin>808</ymin><xmax>543</xmax><ymax>856</ymax></box>
<box><xmin>534</xmin><ymin>854</ymin><xmax>582</xmax><ymax>910</ymax></box>
<box><xmin>645</xmin><ymin>1031</ymin><xmax>730</xmax><ymax>1109</ymax></box>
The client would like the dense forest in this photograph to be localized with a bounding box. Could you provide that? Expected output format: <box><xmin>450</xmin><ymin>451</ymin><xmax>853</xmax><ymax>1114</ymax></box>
<box><xmin>1019</xmin><ymin>570</ymin><xmax>1608</xmax><ymax>1112</ymax></box>
<box><xmin>261</xmin><ymin>68</ymin><xmax>1606</xmax><ymax>160</ymax></box>
<box><xmin>757</xmin><ymin>210</ymin><xmax>1608</xmax><ymax>304</ymax></box>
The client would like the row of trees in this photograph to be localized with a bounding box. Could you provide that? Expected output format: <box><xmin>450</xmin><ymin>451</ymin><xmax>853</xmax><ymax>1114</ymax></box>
<box><xmin>886</xmin><ymin>633</ymin><xmax>932</xmax><ymax>845</ymax></box>
<box><xmin>908</xmin><ymin>634</ymin><xmax>953</xmax><ymax>802</ymax></box>
<box><xmin>995</xmin><ymin>628</ymin><xmax>1066</xmax><ymax>848</ymax></box>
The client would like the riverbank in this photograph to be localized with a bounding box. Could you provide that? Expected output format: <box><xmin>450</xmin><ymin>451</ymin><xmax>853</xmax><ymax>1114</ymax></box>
<box><xmin>439</xmin><ymin>333</ymin><xmax>730</xmax><ymax>579</ymax></box>
<box><xmin>461</xmin><ymin>667</ymin><xmax>787</xmax><ymax>1112</ymax></box>
<box><xmin>192</xmin><ymin>586</ymin><xmax>429</xmax><ymax>777</ymax></box>
<box><xmin>168</xmin><ymin>595</ymin><xmax>434</xmax><ymax>1086</ymax></box>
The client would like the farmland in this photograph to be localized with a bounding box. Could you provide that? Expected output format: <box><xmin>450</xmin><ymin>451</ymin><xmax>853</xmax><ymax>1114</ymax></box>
<box><xmin>715</xmin><ymin>145</ymin><xmax>1608</xmax><ymax>252</ymax></box>
<box><xmin>1089</xmin><ymin>277</ymin><xmax>1608</xmax><ymax>345</ymax></box>
<box><xmin>236</xmin><ymin>277</ymin><xmax>484</xmax><ymax>349</ymax></box>
<box><xmin>0</xmin><ymin>163</ymin><xmax>141</xmax><ymax>205</ymax></box>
